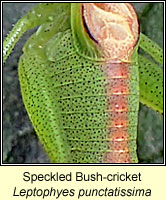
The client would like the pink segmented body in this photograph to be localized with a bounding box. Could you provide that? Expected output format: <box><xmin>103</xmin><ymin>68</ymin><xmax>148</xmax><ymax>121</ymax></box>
<box><xmin>104</xmin><ymin>62</ymin><xmax>133</xmax><ymax>163</ymax></box>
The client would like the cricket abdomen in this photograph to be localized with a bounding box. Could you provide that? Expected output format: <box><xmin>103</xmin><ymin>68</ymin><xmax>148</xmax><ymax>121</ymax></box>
<box><xmin>103</xmin><ymin>61</ymin><xmax>139</xmax><ymax>163</ymax></box>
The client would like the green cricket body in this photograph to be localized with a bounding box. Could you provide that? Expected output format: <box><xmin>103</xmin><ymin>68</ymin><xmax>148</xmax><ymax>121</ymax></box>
<box><xmin>3</xmin><ymin>3</ymin><xmax>163</xmax><ymax>163</ymax></box>
<box><xmin>18</xmin><ymin>3</ymin><xmax>139</xmax><ymax>163</ymax></box>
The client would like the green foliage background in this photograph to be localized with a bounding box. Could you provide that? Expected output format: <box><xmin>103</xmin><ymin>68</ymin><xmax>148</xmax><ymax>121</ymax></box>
<box><xmin>3</xmin><ymin>3</ymin><xmax>163</xmax><ymax>163</ymax></box>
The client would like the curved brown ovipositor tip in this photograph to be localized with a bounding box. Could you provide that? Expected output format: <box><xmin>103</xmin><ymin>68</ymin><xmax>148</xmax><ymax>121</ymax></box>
<box><xmin>82</xmin><ymin>3</ymin><xmax>139</xmax><ymax>62</ymax></box>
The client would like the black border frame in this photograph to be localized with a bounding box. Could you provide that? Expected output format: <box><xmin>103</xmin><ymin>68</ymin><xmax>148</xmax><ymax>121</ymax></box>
<box><xmin>1</xmin><ymin>1</ymin><xmax>165</xmax><ymax>166</ymax></box>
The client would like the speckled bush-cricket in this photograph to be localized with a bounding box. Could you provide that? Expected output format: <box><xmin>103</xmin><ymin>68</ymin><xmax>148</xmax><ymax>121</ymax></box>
<box><xmin>3</xmin><ymin>3</ymin><xmax>163</xmax><ymax>163</ymax></box>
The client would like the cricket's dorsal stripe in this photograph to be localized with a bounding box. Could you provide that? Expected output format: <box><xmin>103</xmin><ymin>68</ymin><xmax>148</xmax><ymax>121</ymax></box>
<box><xmin>103</xmin><ymin>61</ymin><xmax>134</xmax><ymax>163</ymax></box>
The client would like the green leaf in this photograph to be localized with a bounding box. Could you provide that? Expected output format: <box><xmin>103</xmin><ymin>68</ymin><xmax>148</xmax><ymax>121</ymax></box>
<box><xmin>135</xmin><ymin>3</ymin><xmax>163</xmax><ymax>163</ymax></box>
